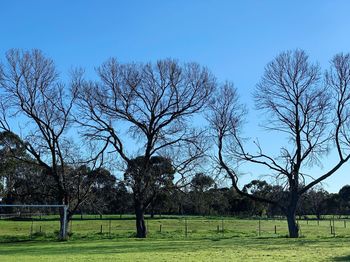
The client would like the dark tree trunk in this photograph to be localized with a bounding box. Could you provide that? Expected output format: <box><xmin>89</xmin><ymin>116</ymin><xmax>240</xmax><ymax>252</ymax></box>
<box><xmin>286</xmin><ymin>211</ymin><xmax>299</xmax><ymax>238</ymax></box>
<box><xmin>150</xmin><ymin>205</ymin><xmax>155</xmax><ymax>218</ymax></box>
<box><xmin>179</xmin><ymin>203</ymin><xmax>183</xmax><ymax>215</ymax></box>
<box><xmin>135</xmin><ymin>201</ymin><xmax>147</xmax><ymax>238</ymax></box>
<box><xmin>286</xmin><ymin>193</ymin><xmax>299</xmax><ymax>238</ymax></box>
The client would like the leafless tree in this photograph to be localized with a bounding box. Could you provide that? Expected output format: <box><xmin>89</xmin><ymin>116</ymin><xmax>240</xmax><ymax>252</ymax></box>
<box><xmin>209</xmin><ymin>50</ymin><xmax>350</xmax><ymax>238</ymax></box>
<box><xmin>74</xmin><ymin>58</ymin><xmax>215</xmax><ymax>238</ymax></box>
<box><xmin>0</xmin><ymin>49</ymin><xmax>101</xmax><ymax>240</ymax></box>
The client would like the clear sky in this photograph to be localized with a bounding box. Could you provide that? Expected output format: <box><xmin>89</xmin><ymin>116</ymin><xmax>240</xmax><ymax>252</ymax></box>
<box><xmin>1</xmin><ymin>0</ymin><xmax>350</xmax><ymax>192</ymax></box>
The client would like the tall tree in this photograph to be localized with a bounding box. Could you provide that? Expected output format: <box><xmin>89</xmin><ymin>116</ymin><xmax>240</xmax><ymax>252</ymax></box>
<box><xmin>0</xmin><ymin>49</ymin><xmax>101</xmax><ymax>240</ymax></box>
<box><xmin>209</xmin><ymin>50</ymin><xmax>350</xmax><ymax>238</ymax></box>
<box><xmin>75</xmin><ymin>58</ymin><xmax>214</xmax><ymax>237</ymax></box>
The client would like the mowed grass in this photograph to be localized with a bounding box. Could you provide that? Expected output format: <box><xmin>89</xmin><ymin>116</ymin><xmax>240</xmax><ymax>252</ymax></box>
<box><xmin>1</xmin><ymin>216</ymin><xmax>350</xmax><ymax>261</ymax></box>
<box><xmin>1</xmin><ymin>236</ymin><xmax>350</xmax><ymax>261</ymax></box>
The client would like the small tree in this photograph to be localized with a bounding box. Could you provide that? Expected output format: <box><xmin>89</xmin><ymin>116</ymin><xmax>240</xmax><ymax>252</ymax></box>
<box><xmin>297</xmin><ymin>188</ymin><xmax>329</xmax><ymax>219</ymax></box>
<box><xmin>190</xmin><ymin>173</ymin><xmax>214</xmax><ymax>215</ymax></box>
<box><xmin>209</xmin><ymin>50</ymin><xmax>350</xmax><ymax>238</ymax></box>
<box><xmin>0</xmin><ymin>131</ymin><xmax>47</xmax><ymax>204</ymax></box>
<box><xmin>338</xmin><ymin>185</ymin><xmax>350</xmax><ymax>215</ymax></box>
<box><xmin>191</xmin><ymin>173</ymin><xmax>215</xmax><ymax>192</ymax></box>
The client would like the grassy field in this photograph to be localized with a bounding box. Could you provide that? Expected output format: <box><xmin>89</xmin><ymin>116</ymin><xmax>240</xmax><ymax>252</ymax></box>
<box><xmin>1</xmin><ymin>216</ymin><xmax>350</xmax><ymax>261</ymax></box>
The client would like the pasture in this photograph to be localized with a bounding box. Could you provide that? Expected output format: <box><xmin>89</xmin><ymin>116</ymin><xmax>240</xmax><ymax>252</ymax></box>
<box><xmin>0</xmin><ymin>216</ymin><xmax>350</xmax><ymax>261</ymax></box>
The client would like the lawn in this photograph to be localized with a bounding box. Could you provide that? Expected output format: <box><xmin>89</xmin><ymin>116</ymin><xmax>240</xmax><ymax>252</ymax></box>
<box><xmin>0</xmin><ymin>216</ymin><xmax>349</xmax><ymax>261</ymax></box>
<box><xmin>1</xmin><ymin>236</ymin><xmax>350</xmax><ymax>261</ymax></box>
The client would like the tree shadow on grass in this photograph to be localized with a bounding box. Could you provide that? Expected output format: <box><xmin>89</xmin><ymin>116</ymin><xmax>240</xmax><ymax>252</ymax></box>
<box><xmin>332</xmin><ymin>255</ymin><xmax>350</xmax><ymax>261</ymax></box>
<box><xmin>0</xmin><ymin>237</ymin><xmax>348</xmax><ymax>258</ymax></box>
<box><xmin>0</xmin><ymin>239</ymin><xmax>209</xmax><ymax>257</ymax></box>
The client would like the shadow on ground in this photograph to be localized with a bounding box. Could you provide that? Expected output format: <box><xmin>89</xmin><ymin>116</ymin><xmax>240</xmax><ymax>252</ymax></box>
<box><xmin>332</xmin><ymin>255</ymin><xmax>350</xmax><ymax>261</ymax></box>
<box><xmin>0</xmin><ymin>237</ymin><xmax>347</xmax><ymax>256</ymax></box>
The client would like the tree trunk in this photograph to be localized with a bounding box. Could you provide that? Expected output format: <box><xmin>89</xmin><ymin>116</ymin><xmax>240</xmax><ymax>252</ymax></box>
<box><xmin>286</xmin><ymin>211</ymin><xmax>299</xmax><ymax>238</ymax></box>
<box><xmin>286</xmin><ymin>193</ymin><xmax>299</xmax><ymax>238</ymax></box>
<box><xmin>135</xmin><ymin>201</ymin><xmax>147</xmax><ymax>238</ymax></box>
<box><xmin>150</xmin><ymin>205</ymin><xmax>155</xmax><ymax>218</ymax></box>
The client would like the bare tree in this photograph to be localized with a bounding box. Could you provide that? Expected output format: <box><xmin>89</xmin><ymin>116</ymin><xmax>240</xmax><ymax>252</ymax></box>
<box><xmin>209</xmin><ymin>50</ymin><xmax>350</xmax><ymax>238</ymax></box>
<box><xmin>74</xmin><ymin>58</ymin><xmax>215</xmax><ymax>238</ymax></box>
<box><xmin>0</xmin><ymin>49</ymin><xmax>101</xmax><ymax>240</ymax></box>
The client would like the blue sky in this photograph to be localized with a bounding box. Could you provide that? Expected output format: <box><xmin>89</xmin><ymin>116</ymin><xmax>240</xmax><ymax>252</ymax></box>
<box><xmin>1</xmin><ymin>0</ymin><xmax>350</xmax><ymax>192</ymax></box>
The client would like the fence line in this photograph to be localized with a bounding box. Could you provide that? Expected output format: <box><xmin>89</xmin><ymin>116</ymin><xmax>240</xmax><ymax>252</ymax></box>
<box><xmin>2</xmin><ymin>216</ymin><xmax>350</xmax><ymax>239</ymax></box>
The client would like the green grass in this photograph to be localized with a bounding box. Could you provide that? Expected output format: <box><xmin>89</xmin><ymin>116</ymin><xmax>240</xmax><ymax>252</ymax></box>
<box><xmin>1</xmin><ymin>216</ymin><xmax>350</xmax><ymax>261</ymax></box>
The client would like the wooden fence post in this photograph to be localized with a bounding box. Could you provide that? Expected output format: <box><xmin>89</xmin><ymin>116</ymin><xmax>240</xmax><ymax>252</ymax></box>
<box><xmin>30</xmin><ymin>220</ymin><xmax>33</xmax><ymax>237</ymax></box>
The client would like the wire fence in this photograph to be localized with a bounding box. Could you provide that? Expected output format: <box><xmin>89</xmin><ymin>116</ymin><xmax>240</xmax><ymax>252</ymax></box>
<box><xmin>1</xmin><ymin>216</ymin><xmax>350</xmax><ymax>239</ymax></box>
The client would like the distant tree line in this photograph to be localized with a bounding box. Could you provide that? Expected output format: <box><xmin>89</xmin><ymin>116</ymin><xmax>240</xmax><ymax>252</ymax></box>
<box><xmin>2</xmin><ymin>155</ymin><xmax>350</xmax><ymax>220</ymax></box>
